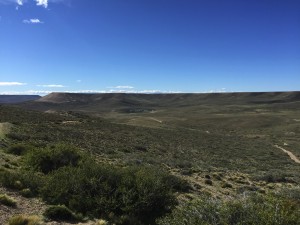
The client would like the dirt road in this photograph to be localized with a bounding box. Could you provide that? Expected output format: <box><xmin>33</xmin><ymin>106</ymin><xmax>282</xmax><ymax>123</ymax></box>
<box><xmin>274</xmin><ymin>145</ymin><xmax>300</xmax><ymax>164</ymax></box>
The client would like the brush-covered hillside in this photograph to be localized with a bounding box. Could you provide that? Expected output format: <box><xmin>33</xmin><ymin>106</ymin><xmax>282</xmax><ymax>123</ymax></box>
<box><xmin>0</xmin><ymin>92</ymin><xmax>300</xmax><ymax>224</ymax></box>
<box><xmin>22</xmin><ymin>91</ymin><xmax>300</xmax><ymax>111</ymax></box>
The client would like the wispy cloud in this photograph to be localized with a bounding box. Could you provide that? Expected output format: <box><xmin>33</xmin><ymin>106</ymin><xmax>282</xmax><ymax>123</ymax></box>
<box><xmin>0</xmin><ymin>82</ymin><xmax>27</xmax><ymax>86</ymax></box>
<box><xmin>0</xmin><ymin>89</ymin><xmax>183</xmax><ymax>96</ymax></box>
<box><xmin>108</xmin><ymin>85</ymin><xmax>134</xmax><ymax>89</ymax></box>
<box><xmin>35</xmin><ymin>0</ymin><xmax>47</xmax><ymax>8</ymax></box>
<box><xmin>23</xmin><ymin>18</ymin><xmax>43</xmax><ymax>24</ymax></box>
<box><xmin>80</xmin><ymin>89</ymin><xmax>182</xmax><ymax>94</ymax></box>
<box><xmin>206</xmin><ymin>88</ymin><xmax>227</xmax><ymax>93</ymax></box>
<box><xmin>0</xmin><ymin>90</ymin><xmax>52</xmax><ymax>95</ymax></box>
<box><xmin>37</xmin><ymin>84</ymin><xmax>66</xmax><ymax>88</ymax></box>
<box><xmin>76</xmin><ymin>80</ymin><xmax>82</xmax><ymax>83</ymax></box>
<box><xmin>0</xmin><ymin>0</ymin><xmax>26</xmax><ymax>5</ymax></box>
<box><xmin>0</xmin><ymin>0</ymin><xmax>66</xmax><ymax>8</ymax></box>
<box><xmin>15</xmin><ymin>0</ymin><xmax>24</xmax><ymax>10</ymax></box>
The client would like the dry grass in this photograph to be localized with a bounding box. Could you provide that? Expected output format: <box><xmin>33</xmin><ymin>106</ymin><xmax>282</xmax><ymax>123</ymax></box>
<box><xmin>0</xmin><ymin>122</ymin><xmax>12</xmax><ymax>139</ymax></box>
<box><xmin>95</xmin><ymin>219</ymin><xmax>108</xmax><ymax>225</ymax></box>
<box><xmin>0</xmin><ymin>194</ymin><xmax>17</xmax><ymax>207</ymax></box>
<box><xmin>8</xmin><ymin>215</ymin><xmax>42</xmax><ymax>225</ymax></box>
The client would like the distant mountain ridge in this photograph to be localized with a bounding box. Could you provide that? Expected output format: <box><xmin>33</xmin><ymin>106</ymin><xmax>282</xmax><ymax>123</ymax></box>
<box><xmin>0</xmin><ymin>95</ymin><xmax>41</xmax><ymax>104</ymax></box>
<box><xmin>18</xmin><ymin>91</ymin><xmax>300</xmax><ymax>113</ymax></box>
<box><xmin>36</xmin><ymin>91</ymin><xmax>300</xmax><ymax>104</ymax></box>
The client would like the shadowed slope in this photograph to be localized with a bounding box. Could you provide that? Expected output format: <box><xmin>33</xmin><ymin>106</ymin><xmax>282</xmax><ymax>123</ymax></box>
<box><xmin>0</xmin><ymin>95</ymin><xmax>41</xmax><ymax>104</ymax></box>
<box><xmin>20</xmin><ymin>91</ymin><xmax>300</xmax><ymax>113</ymax></box>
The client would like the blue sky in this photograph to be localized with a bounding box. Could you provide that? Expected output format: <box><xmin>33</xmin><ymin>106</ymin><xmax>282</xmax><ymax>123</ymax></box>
<box><xmin>0</xmin><ymin>0</ymin><xmax>299</xmax><ymax>95</ymax></box>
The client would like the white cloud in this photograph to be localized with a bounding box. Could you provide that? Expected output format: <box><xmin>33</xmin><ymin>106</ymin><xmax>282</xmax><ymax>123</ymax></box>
<box><xmin>109</xmin><ymin>85</ymin><xmax>134</xmax><ymax>89</ymax></box>
<box><xmin>76</xmin><ymin>80</ymin><xmax>82</xmax><ymax>83</ymax></box>
<box><xmin>23</xmin><ymin>18</ymin><xmax>43</xmax><ymax>24</ymax></box>
<box><xmin>1</xmin><ymin>0</ymin><xmax>69</xmax><ymax>11</ymax></box>
<box><xmin>207</xmin><ymin>88</ymin><xmax>227</xmax><ymax>93</ymax></box>
<box><xmin>0</xmin><ymin>89</ymin><xmax>183</xmax><ymax>96</ymax></box>
<box><xmin>0</xmin><ymin>82</ymin><xmax>27</xmax><ymax>86</ymax></box>
<box><xmin>0</xmin><ymin>0</ymin><xmax>27</xmax><ymax>5</ymax></box>
<box><xmin>35</xmin><ymin>0</ymin><xmax>47</xmax><ymax>8</ymax></box>
<box><xmin>73</xmin><ymin>89</ymin><xmax>182</xmax><ymax>94</ymax></box>
<box><xmin>16</xmin><ymin>0</ymin><xmax>23</xmax><ymax>8</ymax></box>
<box><xmin>37</xmin><ymin>84</ymin><xmax>65</xmax><ymax>88</ymax></box>
<box><xmin>0</xmin><ymin>90</ymin><xmax>52</xmax><ymax>95</ymax></box>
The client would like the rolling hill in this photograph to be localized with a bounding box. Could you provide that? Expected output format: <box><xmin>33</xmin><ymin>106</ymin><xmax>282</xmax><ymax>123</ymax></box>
<box><xmin>0</xmin><ymin>95</ymin><xmax>41</xmax><ymax>104</ymax></box>
<box><xmin>20</xmin><ymin>91</ymin><xmax>300</xmax><ymax>113</ymax></box>
<box><xmin>1</xmin><ymin>91</ymin><xmax>300</xmax><ymax>224</ymax></box>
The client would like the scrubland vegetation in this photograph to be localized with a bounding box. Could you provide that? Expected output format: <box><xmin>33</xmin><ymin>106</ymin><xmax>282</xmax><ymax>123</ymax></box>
<box><xmin>0</xmin><ymin>137</ymin><xmax>186</xmax><ymax>224</ymax></box>
<box><xmin>157</xmin><ymin>193</ymin><xmax>300</xmax><ymax>225</ymax></box>
<box><xmin>1</xmin><ymin>92</ymin><xmax>300</xmax><ymax>224</ymax></box>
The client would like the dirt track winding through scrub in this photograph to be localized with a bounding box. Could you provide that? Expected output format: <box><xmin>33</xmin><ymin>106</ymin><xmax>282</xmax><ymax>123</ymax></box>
<box><xmin>274</xmin><ymin>145</ymin><xmax>300</xmax><ymax>164</ymax></box>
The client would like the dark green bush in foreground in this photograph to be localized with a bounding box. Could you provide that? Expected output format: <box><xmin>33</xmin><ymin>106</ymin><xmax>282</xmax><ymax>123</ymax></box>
<box><xmin>43</xmin><ymin>205</ymin><xmax>81</xmax><ymax>222</ymax></box>
<box><xmin>0</xmin><ymin>169</ymin><xmax>43</xmax><ymax>195</ymax></box>
<box><xmin>40</xmin><ymin>161</ymin><xmax>177</xmax><ymax>224</ymax></box>
<box><xmin>24</xmin><ymin>144</ymin><xmax>82</xmax><ymax>174</ymax></box>
<box><xmin>157</xmin><ymin>193</ymin><xmax>300</xmax><ymax>225</ymax></box>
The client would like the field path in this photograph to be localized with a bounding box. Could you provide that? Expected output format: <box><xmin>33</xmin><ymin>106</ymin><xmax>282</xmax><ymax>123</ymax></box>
<box><xmin>274</xmin><ymin>145</ymin><xmax>300</xmax><ymax>164</ymax></box>
<box><xmin>150</xmin><ymin>117</ymin><xmax>162</xmax><ymax>123</ymax></box>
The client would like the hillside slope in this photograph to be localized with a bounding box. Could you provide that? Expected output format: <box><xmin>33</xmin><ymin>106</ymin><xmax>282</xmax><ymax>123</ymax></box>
<box><xmin>20</xmin><ymin>91</ymin><xmax>300</xmax><ymax>113</ymax></box>
<box><xmin>0</xmin><ymin>95</ymin><xmax>41</xmax><ymax>104</ymax></box>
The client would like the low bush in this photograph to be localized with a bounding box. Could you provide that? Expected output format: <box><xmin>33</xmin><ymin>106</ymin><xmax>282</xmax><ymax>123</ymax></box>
<box><xmin>2</xmin><ymin>142</ymin><xmax>185</xmax><ymax>224</ymax></box>
<box><xmin>43</xmin><ymin>205</ymin><xmax>81</xmax><ymax>222</ymax></box>
<box><xmin>24</xmin><ymin>143</ymin><xmax>82</xmax><ymax>174</ymax></box>
<box><xmin>204</xmin><ymin>179</ymin><xmax>213</xmax><ymax>185</ymax></box>
<box><xmin>157</xmin><ymin>193</ymin><xmax>300</xmax><ymax>225</ymax></box>
<box><xmin>8</xmin><ymin>215</ymin><xmax>42</xmax><ymax>225</ymax></box>
<box><xmin>221</xmin><ymin>182</ymin><xmax>233</xmax><ymax>188</ymax></box>
<box><xmin>0</xmin><ymin>169</ymin><xmax>43</xmax><ymax>195</ymax></box>
<box><xmin>254</xmin><ymin>172</ymin><xmax>291</xmax><ymax>183</ymax></box>
<box><xmin>0</xmin><ymin>194</ymin><xmax>17</xmax><ymax>207</ymax></box>
<box><xmin>6</xmin><ymin>144</ymin><xmax>30</xmax><ymax>155</ymax></box>
<box><xmin>6</xmin><ymin>133</ymin><xmax>29</xmax><ymax>141</ymax></box>
<box><xmin>163</xmin><ymin>174</ymin><xmax>191</xmax><ymax>192</ymax></box>
<box><xmin>20</xmin><ymin>188</ymin><xmax>33</xmax><ymax>198</ymax></box>
<box><xmin>40</xmin><ymin>161</ymin><xmax>178</xmax><ymax>224</ymax></box>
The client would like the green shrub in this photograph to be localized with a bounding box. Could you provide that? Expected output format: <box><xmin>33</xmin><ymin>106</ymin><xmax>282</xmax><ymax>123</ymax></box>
<box><xmin>221</xmin><ymin>182</ymin><xmax>233</xmax><ymax>188</ymax></box>
<box><xmin>20</xmin><ymin>188</ymin><xmax>33</xmax><ymax>198</ymax></box>
<box><xmin>163</xmin><ymin>174</ymin><xmax>191</xmax><ymax>192</ymax></box>
<box><xmin>157</xmin><ymin>194</ymin><xmax>300</xmax><ymax>225</ymax></box>
<box><xmin>254</xmin><ymin>172</ymin><xmax>292</xmax><ymax>183</ymax></box>
<box><xmin>24</xmin><ymin>144</ymin><xmax>82</xmax><ymax>174</ymax></box>
<box><xmin>6</xmin><ymin>144</ymin><xmax>30</xmax><ymax>155</ymax></box>
<box><xmin>40</xmin><ymin>162</ymin><xmax>178</xmax><ymax>224</ymax></box>
<box><xmin>0</xmin><ymin>194</ymin><xmax>17</xmax><ymax>207</ymax></box>
<box><xmin>0</xmin><ymin>169</ymin><xmax>43</xmax><ymax>195</ymax></box>
<box><xmin>205</xmin><ymin>174</ymin><xmax>211</xmax><ymax>179</ymax></box>
<box><xmin>43</xmin><ymin>205</ymin><xmax>80</xmax><ymax>222</ymax></box>
<box><xmin>8</xmin><ymin>215</ymin><xmax>42</xmax><ymax>225</ymax></box>
<box><xmin>6</xmin><ymin>133</ymin><xmax>29</xmax><ymax>141</ymax></box>
<box><xmin>204</xmin><ymin>179</ymin><xmax>213</xmax><ymax>185</ymax></box>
